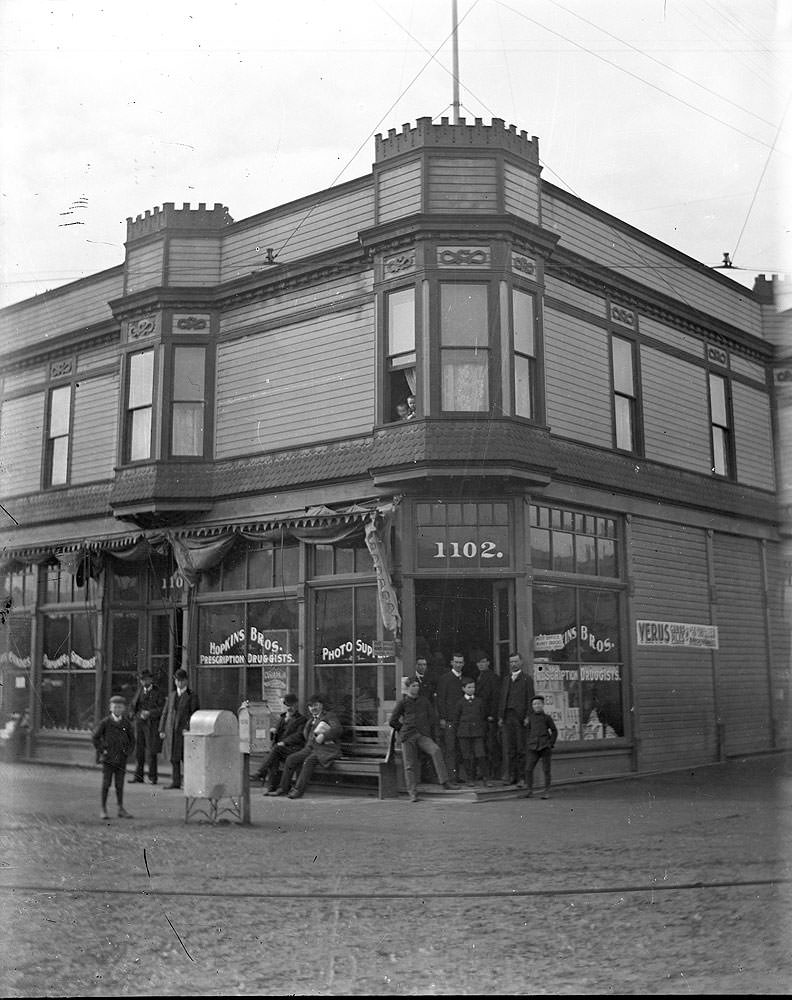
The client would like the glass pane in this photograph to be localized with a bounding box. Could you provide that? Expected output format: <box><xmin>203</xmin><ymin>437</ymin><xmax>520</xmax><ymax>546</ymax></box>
<box><xmin>532</xmin><ymin>584</ymin><xmax>577</xmax><ymax>661</ymax></box>
<box><xmin>42</xmin><ymin>614</ymin><xmax>70</xmax><ymax>669</ymax></box>
<box><xmin>575</xmin><ymin>535</ymin><xmax>597</xmax><ymax>575</ymax></box>
<box><xmin>513</xmin><ymin>289</ymin><xmax>535</xmax><ymax>356</ymax></box>
<box><xmin>581</xmin><ymin>677</ymin><xmax>623</xmax><ymax>738</ymax></box>
<box><xmin>353</xmin><ymin>663</ymin><xmax>379</xmax><ymax>726</ymax></box>
<box><xmin>530</xmin><ymin>527</ymin><xmax>551</xmax><ymax>570</ymax></box>
<box><xmin>387</xmin><ymin>287</ymin><xmax>415</xmax><ymax>357</ymax></box>
<box><xmin>173</xmin><ymin>347</ymin><xmax>205</xmax><ymax>401</ymax></box>
<box><xmin>50</xmin><ymin>385</ymin><xmax>71</xmax><ymax>435</ymax></box>
<box><xmin>249</xmin><ymin>599</ymin><xmax>299</xmax><ymax>703</ymax></box>
<box><xmin>222</xmin><ymin>543</ymin><xmax>247</xmax><ymax>592</ymax></box>
<box><xmin>514</xmin><ymin>355</ymin><xmax>533</xmax><ymax>418</ymax></box>
<box><xmin>248</xmin><ymin>545</ymin><xmax>275</xmax><ymax>588</ymax></box>
<box><xmin>314</xmin><ymin>589</ymin><xmax>354</xmax><ymax>663</ymax></box>
<box><xmin>50</xmin><ymin>436</ymin><xmax>69</xmax><ymax>485</ymax></box>
<box><xmin>41</xmin><ymin>674</ymin><xmax>68</xmax><ymax>729</ymax></box>
<box><xmin>313</xmin><ymin>663</ymin><xmax>354</xmax><ymax>727</ymax></box>
<box><xmin>314</xmin><ymin>544</ymin><xmax>333</xmax><ymax>577</ymax></box>
<box><xmin>552</xmin><ymin>531</ymin><xmax>574</xmax><ymax>573</ymax></box>
<box><xmin>111</xmin><ymin>572</ymin><xmax>142</xmax><ymax>602</ymax></box>
<box><xmin>172</xmin><ymin>402</ymin><xmax>204</xmax><ymax>455</ymax></box>
<box><xmin>441</xmin><ymin>348</ymin><xmax>488</xmax><ymax>411</ymax></box>
<box><xmin>597</xmin><ymin>538</ymin><xmax>617</xmax><ymax>577</ymax></box>
<box><xmin>128</xmin><ymin>350</ymin><xmax>154</xmax><ymax>408</ymax></box>
<box><xmin>578</xmin><ymin>589</ymin><xmax>620</xmax><ymax>661</ymax></box>
<box><xmin>129</xmin><ymin>407</ymin><xmax>152</xmax><ymax>461</ymax></box>
<box><xmin>440</xmin><ymin>283</ymin><xmax>488</xmax><ymax>346</ymax></box>
<box><xmin>196</xmin><ymin>665</ymin><xmax>241</xmax><ymax>715</ymax></box>
<box><xmin>111</xmin><ymin>613</ymin><xmax>140</xmax><ymax>678</ymax></box>
<box><xmin>612</xmin><ymin>337</ymin><xmax>634</xmax><ymax>395</ymax></box>
<box><xmin>355</xmin><ymin>586</ymin><xmax>378</xmax><ymax>661</ymax></box>
<box><xmin>614</xmin><ymin>394</ymin><xmax>634</xmax><ymax>451</ymax></box>
<box><xmin>274</xmin><ymin>544</ymin><xmax>299</xmax><ymax>586</ymax></box>
<box><xmin>198</xmin><ymin>603</ymin><xmax>245</xmax><ymax>665</ymax></box>
<box><xmin>709</xmin><ymin>374</ymin><xmax>727</xmax><ymax>426</ymax></box>
<box><xmin>336</xmin><ymin>546</ymin><xmax>354</xmax><ymax>575</ymax></box>
<box><xmin>72</xmin><ymin>613</ymin><xmax>98</xmax><ymax>668</ymax></box>
<box><xmin>712</xmin><ymin>426</ymin><xmax>728</xmax><ymax>475</ymax></box>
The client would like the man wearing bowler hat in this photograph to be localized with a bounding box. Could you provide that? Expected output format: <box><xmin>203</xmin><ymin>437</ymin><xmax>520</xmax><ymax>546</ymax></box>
<box><xmin>129</xmin><ymin>668</ymin><xmax>165</xmax><ymax>785</ymax></box>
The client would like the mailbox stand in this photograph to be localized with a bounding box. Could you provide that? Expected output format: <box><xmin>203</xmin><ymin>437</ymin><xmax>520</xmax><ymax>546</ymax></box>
<box><xmin>238</xmin><ymin>701</ymin><xmax>271</xmax><ymax>825</ymax></box>
<box><xmin>183</xmin><ymin>709</ymin><xmax>247</xmax><ymax>825</ymax></box>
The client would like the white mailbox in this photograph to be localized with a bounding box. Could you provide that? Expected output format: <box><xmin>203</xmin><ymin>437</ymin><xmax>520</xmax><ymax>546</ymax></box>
<box><xmin>184</xmin><ymin>710</ymin><xmax>242</xmax><ymax>800</ymax></box>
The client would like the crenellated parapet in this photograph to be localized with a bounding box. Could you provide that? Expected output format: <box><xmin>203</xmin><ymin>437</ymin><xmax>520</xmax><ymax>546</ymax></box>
<box><xmin>126</xmin><ymin>201</ymin><xmax>233</xmax><ymax>242</ymax></box>
<box><xmin>375</xmin><ymin>115</ymin><xmax>539</xmax><ymax>164</ymax></box>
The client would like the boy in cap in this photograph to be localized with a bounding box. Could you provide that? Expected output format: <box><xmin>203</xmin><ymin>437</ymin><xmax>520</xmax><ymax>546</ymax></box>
<box><xmin>523</xmin><ymin>695</ymin><xmax>558</xmax><ymax>799</ymax></box>
<box><xmin>92</xmin><ymin>695</ymin><xmax>135</xmax><ymax>820</ymax></box>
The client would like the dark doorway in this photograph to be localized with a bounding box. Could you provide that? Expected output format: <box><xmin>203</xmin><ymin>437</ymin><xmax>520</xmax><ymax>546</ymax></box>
<box><xmin>414</xmin><ymin>579</ymin><xmax>494</xmax><ymax>676</ymax></box>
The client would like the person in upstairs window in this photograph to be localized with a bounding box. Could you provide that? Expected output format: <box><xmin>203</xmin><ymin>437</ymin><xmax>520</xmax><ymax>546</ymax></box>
<box><xmin>395</xmin><ymin>399</ymin><xmax>414</xmax><ymax>421</ymax></box>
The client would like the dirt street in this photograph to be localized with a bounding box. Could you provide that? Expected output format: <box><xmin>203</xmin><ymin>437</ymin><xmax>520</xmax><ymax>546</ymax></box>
<box><xmin>1</xmin><ymin>754</ymin><xmax>790</xmax><ymax>996</ymax></box>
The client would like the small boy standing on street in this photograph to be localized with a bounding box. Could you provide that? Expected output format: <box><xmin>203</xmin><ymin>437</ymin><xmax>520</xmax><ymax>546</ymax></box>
<box><xmin>453</xmin><ymin>677</ymin><xmax>490</xmax><ymax>786</ymax></box>
<box><xmin>523</xmin><ymin>695</ymin><xmax>558</xmax><ymax>799</ymax></box>
<box><xmin>92</xmin><ymin>695</ymin><xmax>135</xmax><ymax>820</ymax></box>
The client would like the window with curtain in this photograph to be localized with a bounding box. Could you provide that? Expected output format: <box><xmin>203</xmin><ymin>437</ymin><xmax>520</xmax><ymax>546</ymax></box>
<box><xmin>513</xmin><ymin>288</ymin><xmax>536</xmax><ymax>419</ymax></box>
<box><xmin>171</xmin><ymin>345</ymin><xmax>206</xmax><ymax>456</ymax></box>
<box><xmin>386</xmin><ymin>286</ymin><xmax>416</xmax><ymax>421</ymax></box>
<box><xmin>440</xmin><ymin>282</ymin><xmax>489</xmax><ymax>412</ymax></box>
<box><xmin>125</xmin><ymin>348</ymin><xmax>154</xmax><ymax>462</ymax></box>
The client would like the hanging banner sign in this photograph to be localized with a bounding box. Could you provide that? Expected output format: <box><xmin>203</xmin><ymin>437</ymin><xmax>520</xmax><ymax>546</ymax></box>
<box><xmin>636</xmin><ymin>620</ymin><xmax>719</xmax><ymax>649</ymax></box>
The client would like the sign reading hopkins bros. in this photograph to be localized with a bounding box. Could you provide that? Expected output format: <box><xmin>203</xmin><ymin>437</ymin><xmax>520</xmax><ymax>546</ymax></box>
<box><xmin>636</xmin><ymin>620</ymin><xmax>719</xmax><ymax>649</ymax></box>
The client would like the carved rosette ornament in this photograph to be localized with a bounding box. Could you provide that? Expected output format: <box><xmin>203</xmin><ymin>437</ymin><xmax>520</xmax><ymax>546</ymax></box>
<box><xmin>436</xmin><ymin>246</ymin><xmax>490</xmax><ymax>268</ymax></box>
<box><xmin>49</xmin><ymin>358</ymin><xmax>74</xmax><ymax>379</ymax></box>
<box><xmin>126</xmin><ymin>315</ymin><xmax>159</xmax><ymax>341</ymax></box>
<box><xmin>383</xmin><ymin>251</ymin><xmax>415</xmax><ymax>277</ymax></box>
<box><xmin>609</xmin><ymin>303</ymin><xmax>637</xmax><ymax>330</ymax></box>
<box><xmin>511</xmin><ymin>251</ymin><xmax>537</xmax><ymax>278</ymax></box>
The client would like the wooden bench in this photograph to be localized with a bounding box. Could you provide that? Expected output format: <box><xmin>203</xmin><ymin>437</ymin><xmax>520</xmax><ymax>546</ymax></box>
<box><xmin>311</xmin><ymin>754</ymin><xmax>400</xmax><ymax>799</ymax></box>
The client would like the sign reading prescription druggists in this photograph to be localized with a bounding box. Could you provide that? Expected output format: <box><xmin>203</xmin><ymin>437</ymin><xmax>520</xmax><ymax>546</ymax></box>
<box><xmin>636</xmin><ymin>620</ymin><xmax>719</xmax><ymax>649</ymax></box>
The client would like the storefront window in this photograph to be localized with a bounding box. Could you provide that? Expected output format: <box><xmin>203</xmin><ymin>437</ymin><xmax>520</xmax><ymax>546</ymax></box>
<box><xmin>41</xmin><ymin>611</ymin><xmax>98</xmax><ymax>731</ymax></box>
<box><xmin>110</xmin><ymin>612</ymin><xmax>143</xmax><ymax>705</ymax></box>
<box><xmin>202</xmin><ymin>539</ymin><xmax>299</xmax><ymax>593</ymax></box>
<box><xmin>532</xmin><ymin>584</ymin><xmax>624</xmax><ymax>743</ymax></box>
<box><xmin>313</xmin><ymin>584</ymin><xmax>396</xmax><ymax>742</ymax></box>
<box><xmin>196</xmin><ymin>599</ymin><xmax>299</xmax><ymax>713</ymax></box>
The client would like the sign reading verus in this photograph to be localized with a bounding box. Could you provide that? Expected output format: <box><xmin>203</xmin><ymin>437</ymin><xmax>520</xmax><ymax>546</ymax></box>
<box><xmin>636</xmin><ymin>620</ymin><xmax>719</xmax><ymax>649</ymax></box>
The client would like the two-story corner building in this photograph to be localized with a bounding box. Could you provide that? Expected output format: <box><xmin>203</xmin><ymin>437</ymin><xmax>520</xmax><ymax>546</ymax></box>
<box><xmin>1</xmin><ymin>116</ymin><xmax>789</xmax><ymax>780</ymax></box>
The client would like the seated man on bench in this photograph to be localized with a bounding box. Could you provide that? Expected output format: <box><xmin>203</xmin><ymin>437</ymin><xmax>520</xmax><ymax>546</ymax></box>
<box><xmin>267</xmin><ymin>694</ymin><xmax>342</xmax><ymax>800</ymax></box>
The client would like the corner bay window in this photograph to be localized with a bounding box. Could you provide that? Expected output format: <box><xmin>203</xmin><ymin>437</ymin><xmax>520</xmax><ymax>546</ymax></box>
<box><xmin>171</xmin><ymin>345</ymin><xmax>206</xmax><ymax>456</ymax></box>
<box><xmin>529</xmin><ymin>504</ymin><xmax>624</xmax><ymax>743</ymax></box>
<box><xmin>441</xmin><ymin>282</ymin><xmax>489</xmax><ymax>412</ymax></box>
<box><xmin>386</xmin><ymin>286</ymin><xmax>416</xmax><ymax>421</ymax></box>
<box><xmin>512</xmin><ymin>288</ymin><xmax>536</xmax><ymax>419</ymax></box>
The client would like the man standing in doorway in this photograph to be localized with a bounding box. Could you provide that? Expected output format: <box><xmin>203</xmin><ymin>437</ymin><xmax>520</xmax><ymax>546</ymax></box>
<box><xmin>128</xmin><ymin>669</ymin><xmax>165</xmax><ymax>786</ymax></box>
<box><xmin>498</xmin><ymin>651</ymin><xmax>534</xmax><ymax>786</ymax></box>
<box><xmin>471</xmin><ymin>650</ymin><xmax>501</xmax><ymax>782</ymax></box>
<box><xmin>435</xmin><ymin>652</ymin><xmax>466</xmax><ymax>783</ymax></box>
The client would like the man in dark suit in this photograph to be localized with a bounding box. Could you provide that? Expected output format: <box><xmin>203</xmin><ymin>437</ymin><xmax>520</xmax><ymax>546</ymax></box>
<box><xmin>434</xmin><ymin>652</ymin><xmax>466</xmax><ymax>783</ymax></box>
<box><xmin>498</xmin><ymin>652</ymin><xmax>535</xmax><ymax>786</ymax></box>
<box><xmin>159</xmin><ymin>668</ymin><xmax>200</xmax><ymax>790</ymax></box>
<box><xmin>268</xmin><ymin>694</ymin><xmax>343</xmax><ymax>799</ymax></box>
<box><xmin>253</xmin><ymin>693</ymin><xmax>307</xmax><ymax>792</ymax></box>
<box><xmin>471</xmin><ymin>650</ymin><xmax>501</xmax><ymax>781</ymax></box>
<box><xmin>128</xmin><ymin>668</ymin><xmax>165</xmax><ymax>785</ymax></box>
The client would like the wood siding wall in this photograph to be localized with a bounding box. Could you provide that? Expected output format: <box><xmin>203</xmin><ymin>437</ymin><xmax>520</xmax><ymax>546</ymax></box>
<box><xmin>639</xmin><ymin>315</ymin><xmax>703</xmax><ymax>359</ymax></box>
<box><xmin>764</xmin><ymin>541</ymin><xmax>791</xmax><ymax>748</ymax></box>
<box><xmin>125</xmin><ymin>242</ymin><xmax>164</xmax><ymax>295</ymax></box>
<box><xmin>220</xmin><ymin>185</ymin><xmax>374</xmax><ymax>283</ymax></box>
<box><xmin>730</xmin><ymin>354</ymin><xmax>766</xmax><ymax>382</ymax></box>
<box><xmin>640</xmin><ymin>346</ymin><xmax>710</xmax><ymax>472</ymax></box>
<box><xmin>71</xmin><ymin>373</ymin><xmax>119</xmax><ymax>484</ymax></box>
<box><xmin>732</xmin><ymin>381</ymin><xmax>775</xmax><ymax>490</ymax></box>
<box><xmin>541</xmin><ymin>190</ymin><xmax>762</xmax><ymax>337</ymax></box>
<box><xmin>544</xmin><ymin>276</ymin><xmax>606</xmax><ymax>317</ymax></box>
<box><xmin>76</xmin><ymin>342</ymin><xmax>119</xmax><ymax>374</ymax></box>
<box><xmin>427</xmin><ymin>158</ymin><xmax>497</xmax><ymax>213</ymax></box>
<box><xmin>0</xmin><ymin>272</ymin><xmax>122</xmax><ymax>355</ymax></box>
<box><xmin>0</xmin><ymin>393</ymin><xmax>43</xmax><ymax>495</ymax></box>
<box><xmin>377</xmin><ymin>160</ymin><xmax>422</xmax><ymax>223</ymax></box>
<box><xmin>712</xmin><ymin>533</ymin><xmax>772</xmax><ymax>755</ymax></box>
<box><xmin>168</xmin><ymin>238</ymin><xmax>221</xmax><ymax>285</ymax></box>
<box><xmin>214</xmin><ymin>303</ymin><xmax>375</xmax><ymax>458</ymax></box>
<box><xmin>630</xmin><ymin>519</ymin><xmax>717</xmax><ymax>770</ymax></box>
<box><xmin>503</xmin><ymin>161</ymin><xmax>540</xmax><ymax>224</ymax></box>
<box><xmin>219</xmin><ymin>273</ymin><xmax>373</xmax><ymax>333</ymax></box>
<box><xmin>543</xmin><ymin>308</ymin><xmax>612</xmax><ymax>447</ymax></box>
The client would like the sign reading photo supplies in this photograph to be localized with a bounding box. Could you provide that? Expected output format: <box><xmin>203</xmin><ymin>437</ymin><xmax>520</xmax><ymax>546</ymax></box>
<box><xmin>636</xmin><ymin>620</ymin><xmax>719</xmax><ymax>649</ymax></box>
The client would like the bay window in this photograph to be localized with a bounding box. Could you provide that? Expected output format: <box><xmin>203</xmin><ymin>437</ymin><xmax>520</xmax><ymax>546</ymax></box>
<box><xmin>171</xmin><ymin>345</ymin><xmax>206</xmax><ymax>456</ymax></box>
<box><xmin>440</xmin><ymin>282</ymin><xmax>489</xmax><ymax>412</ymax></box>
<box><xmin>125</xmin><ymin>348</ymin><xmax>154</xmax><ymax>462</ymax></box>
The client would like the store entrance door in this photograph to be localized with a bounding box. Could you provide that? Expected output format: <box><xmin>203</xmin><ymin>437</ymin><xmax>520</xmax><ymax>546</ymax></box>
<box><xmin>414</xmin><ymin>578</ymin><xmax>514</xmax><ymax>677</ymax></box>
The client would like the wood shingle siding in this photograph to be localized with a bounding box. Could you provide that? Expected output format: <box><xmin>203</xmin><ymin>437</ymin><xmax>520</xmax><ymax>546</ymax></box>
<box><xmin>125</xmin><ymin>242</ymin><xmax>164</xmax><ymax>294</ymax></box>
<box><xmin>168</xmin><ymin>238</ymin><xmax>221</xmax><ymax>285</ymax></box>
<box><xmin>542</xmin><ymin>190</ymin><xmax>762</xmax><ymax>336</ymax></box>
<box><xmin>0</xmin><ymin>271</ymin><xmax>122</xmax><ymax>356</ymax></box>
<box><xmin>427</xmin><ymin>158</ymin><xmax>497</xmax><ymax>213</ymax></box>
<box><xmin>0</xmin><ymin>392</ymin><xmax>44</xmax><ymax>495</ymax></box>
<box><xmin>220</xmin><ymin>185</ymin><xmax>374</xmax><ymax>282</ymax></box>
<box><xmin>713</xmin><ymin>533</ymin><xmax>772</xmax><ymax>755</ymax></box>
<box><xmin>543</xmin><ymin>307</ymin><xmax>612</xmax><ymax>447</ymax></box>
<box><xmin>640</xmin><ymin>346</ymin><xmax>710</xmax><ymax>472</ymax></box>
<box><xmin>733</xmin><ymin>382</ymin><xmax>775</xmax><ymax>490</ymax></box>
<box><xmin>630</xmin><ymin>519</ymin><xmax>716</xmax><ymax>770</ymax></box>
<box><xmin>70</xmin><ymin>374</ymin><xmax>119</xmax><ymax>484</ymax></box>
<box><xmin>377</xmin><ymin>160</ymin><xmax>422</xmax><ymax>223</ymax></box>
<box><xmin>504</xmin><ymin>161</ymin><xmax>540</xmax><ymax>223</ymax></box>
<box><xmin>214</xmin><ymin>304</ymin><xmax>375</xmax><ymax>458</ymax></box>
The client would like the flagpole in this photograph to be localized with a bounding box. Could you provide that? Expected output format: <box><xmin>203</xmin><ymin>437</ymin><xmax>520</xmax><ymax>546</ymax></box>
<box><xmin>452</xmin><ymin>0</ymin><xmax>461</xmax><ymax>124</ymax></box>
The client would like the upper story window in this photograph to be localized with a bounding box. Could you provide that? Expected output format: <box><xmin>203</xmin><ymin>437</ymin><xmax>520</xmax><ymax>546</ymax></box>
<box><xmin>171</xmin><ymin>346</ymin><xmax>206</xmax><ymax>456</ymax></box>
<box><xmin>125</xmin><ymin>348</ymin><xmax>154</xmax><ymax>462</ymax></box>
<box><xmin>709</xmin><ymin>372</ymin><xmax>733</xmax><ymax>477</ymax></box>
<box><xmin>46</xmin><ymin>384</ymin><xmax>72</xmax><ymax>486</ymax></box>
<box><xmin>611</xmin><ymin>335</ymin><xmax>640</xmax><ymax>453</ymax></box>
<box><xmin>529</xmin><ymin>504</ymin><xmax>618</xmax><ymax>578</ymax></box>
<box><xmin>386</xmin><ymin>287</ymin><xmax>416</xmax><ymax>422</ymax></box>
<box><xmin>513</xmin><ymin>288</ymin><xmax>536</xmax><ymax>419</ymax></box>
<box><xmin>440</xmin><ymin>282</ymin><xmax>489</xmax><ymax>412</ymax></box>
